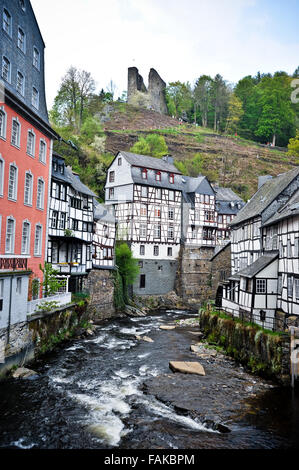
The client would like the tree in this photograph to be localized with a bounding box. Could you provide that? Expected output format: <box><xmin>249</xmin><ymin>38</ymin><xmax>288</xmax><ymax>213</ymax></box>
<box><xmin>211</xmin><ymin>74</ymin><xmax>230</xmax><ymax>132</ymax></box>
<box><xmin>115</xmin><ymin>243</ymin><xmax>139</xmax><ymax>303</ymax></box>
<box><xmin>165</xmin><ymin>81</ymin><xmax>193</xmax><ymax>119</ymax></box>
<box><xmin>194</xmin><ymin>75</ymin><xmax>213</xmax><ymax>127</ymax></box>
<box><xmin>225</xmin><ymin>94</ymin><xmax>244</xmax><ymax>134</ymax></box>
<box><xmin>130</xmin><ymin>134</ymin><xmax>168</xmax><ymax>158</ymax></box>
<box><xmin>40</xmin><ymin>262</ymin><xmax>63</xmax><ymax>298</ymax></box>
<box><xmin>288</xmin><ymin>130</ymin><xmax>299</xmax><ymax>157</ymax></box>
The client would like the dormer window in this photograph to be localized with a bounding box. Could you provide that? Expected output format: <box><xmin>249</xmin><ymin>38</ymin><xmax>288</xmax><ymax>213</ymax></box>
<box><xmin>141</xmin><ymin>168</ymin><xmax>147</xmax><ymax>180</ymax></box>
<box><xmin>169</xmin><ymin>173</ymin><xmax>174</xmax><ymax>184</ymax></box>
<box><xmin>156</xmin><ymin>171</ymin><xmax>161</xmax><ymax>182</ymax></box>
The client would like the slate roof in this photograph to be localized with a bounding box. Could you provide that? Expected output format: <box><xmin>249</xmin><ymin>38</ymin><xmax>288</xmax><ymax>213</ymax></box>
<box><xmin>65</xmin><ymin>166</ymin><xmax>98</xmax><ymax>198</ymax></box>
<box><xmin>94</xmin><ymin>201</ymin><xmax>115</xmax><ymax>223</ymax></box>
<box><xmin>52</xmin><ymin>153</ymin><xmax>73</xmax><ymax>185</ymax></box>
<box><xmin>236</xmin><ymin>254</ymin><xmax>278</xmax><ymax>279</ymax></box>
<box><xmin>262</xmin><ymin>191</ymin><xmax>299</xmax><ymax>227</ymax></box>
<box><xmin>214</xmin><ymin>186</ymin><xmax>243</xmax><ymax>202</ymax></box>
<box><xmin>120</xmin><ymin>151</ymin><xmax>181</xmax><ymax>174</ymax></box>
<box><xmin>230</xmin><ymin>167</ymin><xmax>299</xmax><ymax>227</ymax></box>
<box><xmin>131</xmin><ymin>166</ymin><xmax>184</xmax><ymax>191</ymax></box>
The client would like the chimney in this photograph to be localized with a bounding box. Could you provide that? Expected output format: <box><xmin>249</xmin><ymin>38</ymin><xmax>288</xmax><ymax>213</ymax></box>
<box><xmin>162</xmin><ymin>154</ymin><xmax>174</xmax><ymax>165</ymax></box>
<box><xmin>258</xmin><ymin>175</ymin><xmax>272</xmax><ymax>189</ymax></box>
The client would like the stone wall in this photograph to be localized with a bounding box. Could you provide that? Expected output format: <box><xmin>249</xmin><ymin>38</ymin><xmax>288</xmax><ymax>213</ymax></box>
<box><xmin>199</xmin><ymin>309</ymin><xmax>291</xmax><ymax>385</ymax></box>
<box><xmin>84</xmin><ymin>269</ymin><xmax>116</xmax><ymax>320</ymax></box>
<box><xmin>175</xmin><ymin>246</ymin><xmax>214</xmax><ymax>306</ymax></box>
<box><xmin>133</xmin><ymin>259</ymin><xmax>178</xmax><ymax>296</ymax></box>
<box><xmin>210</xmin><ymin>243</ymin><xmax>231</xmax><ymax>301</ymax></box>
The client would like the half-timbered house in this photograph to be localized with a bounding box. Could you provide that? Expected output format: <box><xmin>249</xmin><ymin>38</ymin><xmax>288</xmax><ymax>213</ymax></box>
<box><xmin>214</xmin><ymin>186</ymin><xmax>245</xmax><ymax>246</ymax></box>
<box><xmin>47</xmin><ymin>153</ymin><xmax>97</xmax><ymax>293</ymax></box>
<box><xmin>105</xmin><ymin>151</ymin><xmax>183</xmax><ymax>295</ymax></box>
<box><xmin>92</xmin><ymin>201</ymin><xmax>116</xmax><ymax>270</ymax></box>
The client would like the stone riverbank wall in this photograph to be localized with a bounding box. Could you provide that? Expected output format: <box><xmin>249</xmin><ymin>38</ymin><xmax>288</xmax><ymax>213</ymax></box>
<box><xmin>199</xmin><ymin>309</ymin><xmax>291</xmax><ymax>385</ymax></box>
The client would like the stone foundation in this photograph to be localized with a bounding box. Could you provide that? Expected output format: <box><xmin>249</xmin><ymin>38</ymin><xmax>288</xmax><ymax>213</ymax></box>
<box><xmin>84</xmin><ymin>268</ymin><xmax>116</xmax><ymax>319</ymax></box>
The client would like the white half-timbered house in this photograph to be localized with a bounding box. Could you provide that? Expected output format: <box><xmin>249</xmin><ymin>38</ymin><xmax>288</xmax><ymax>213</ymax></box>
<box><xmin>93</xmin><ymin>201</ymin><xmax>116</xmax><ymax>270</ymax></box>
<box><xmin>105</xmin><ymin>151</ymin><xmax>183</xmax><ymax>295</ymax></box>
<box><xmin>47</xmin><ymin>153</ymin><xmax>97</xmax><ymax>293</ymax></box>
<box><xmin>221</xmin><ymin>168</ymin><xmax>299</xmax><ymax>328</ymax></box>
<box><xmin>214</xmin><ymin>186</ymin><xmax>245</xmax><ymax>246</ymax></box>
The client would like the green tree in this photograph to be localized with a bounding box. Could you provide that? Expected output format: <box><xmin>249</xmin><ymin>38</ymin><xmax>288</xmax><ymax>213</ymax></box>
<box><xmin>40</xmin><ymin>262</ymin><xmax>63</xmax><ymax>298</ymax></box>
<box><xmin>130</xmin><ymin>134</ymin><xmax>168</xmax><ymax>158</ymax></box>
<box><xmin>288</xmin><ymin>130</ymin><xmax>299</xmax><ymax>157</ymax></box>
<box><xmin>165</xmin><ymin>81</ymin><xmax>193</xmax><ymax>119</ymax></box>
<box><xmin>211</xmin><ymin>74</ymin><xmax>230</xmax><ymax>132</ymax></box>
<box><xmin>225</xmin><ymin>94</ymin><xmax>244</xmax><ymax>134</ymax></box>
<box><xmin>194</xmin><ymin>75</ymin><xmax>213</xmax><ymax>127</ymax></box>
<box><xmin>115</xmin><ymin>243</ymin><xmax>139</xmax><ymax>304</ymax></box>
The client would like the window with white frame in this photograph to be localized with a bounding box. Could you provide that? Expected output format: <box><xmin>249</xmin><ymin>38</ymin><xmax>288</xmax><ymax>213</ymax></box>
<box><xmin>287</xmin><ymin>276</ymin><xmax>293</xmax><ymax>298</ymax></box>
<box><xmin>39</xmin><ymin>139</ymin><xmax>46</xmax><ymax>163</ymax></box>
<box><xmin>21</xmin><ymin>221</ymin><xmax>30</xmax><ymax>254</ymax></box>
<box><xmin>50</xmin><ymin>210</ymin><xmax>58</xmax><ymax>229</ymax></box>
<box><xmin>16</xmin><ymin>277</ymin><xmax>22</xmax><ymax>294</ymax></box>
<box><xmin>140</xmin><ymin>204</ymin><xmax>147</xmax><ymax>216</ymax></box>
<box><xmin>27</xmin><ymin>130</ymin><xmax>35</xmax><ymax>156</ymax></box>
<box><xmin>109</xmin><ymin>171</ymin><xmax>115</xmax><ymax>183</ymax></box>
<box><xmin>109</xmin><ymin>188</ymin><xmax>114</xmax><ymax>199</ymax></box>
<box><xmin>154</xmin><ymin>206</ymin><xmax>161</xmax><ymax>217</ymax></box>
<box><xmin>153</xmin><ymin>246</ymin><xmax>159</xmax><ymax>256</ymax></box>
<box><xmin>295</xmin><ymin>278</ymin><xmax>299</xmax><ymax>300</ymax></box>
<box><xmin>34</xmin><ymin>224</ymin><xmax>42</xmax><ymax>256</ymax></box>
<box><xmin>140</xmin><ymin>245</ymin><xmax>145</xmax><ymax>256</ymax></box>
<box><xmin>0</xmin><ymin>156</ymin><xmax>4</xmax><ymax>197</ymax></box>
<box><xmin>8</xmin><ymin>164</ymin><xmax>17</xmax><ymax>200</ymax></box>
<box><xmin>168</xmin><ymin>223</ymin><xmax>174</xmax><ymax>239</ymax></box>
<box><xmin>154</xmin><ymin>224</ymin><xmax>161</xmax><ymax>238</ymax></box>
<box><xmin>2</xmin><ymin>56</ymin><xmax>11</xmax><ymax>82</ymax></box>
<box><xmin>5</xmin><ymin>217</ymin><xmax>15</xmax><ymax>253</ymax></box>
<box><xmin>155</xmin><ymin>188</ymin><xmax>161</xmax><ymax>199</ymax></box>
<box><xmin>32</xmin><ymin>87</ymin><xmax>39</xmax><ymax>109</ymax></box>
<box><xmin>11</xmin><ymin>118</ymin><xmax>21</xmax><ymax>147</ymax></box>
<box><xmin>17</xmin><ymin>27</ymin><xmax>26</xmax><ymax>53</ymax></box>
<box><xmin>0</xmin><ymin>108</ymin><xmax>7</xmax><ymax>138</ymax></box>
<box><xmin>141</xmin><ymin>186</ymin><xmax>148</xmax><ymax>197</ymax></box>
<box><xmin>59</xmin><ymin>213</ymin><xmax>66</xmax><ymax>230</ymax></box>
<box><xmin>36</xmin><ymin>178</ymin><xmax>44</xmax><ymax>209</ymax></box>
<box><xmin>33</xmin><ymin>47</ymin><xmax>40</xmax><ymax>70</ymax></box>
<box><xmin>169</xmin><ymin>190</ymin><xmax>174</xmax><ymax>201</ymax></box>
<box><xmin>168</xmin><ymin>208</ymin><xmax>174</xmax><ymax>220</ymax></box>
<box><xmin>256</xmin><ymin>279</ymin><xmax>266</xmax><ymax>294</ymax></box>
<box><xmin>3</xmin><ymin>9</ymin><xmax>12</xmax><ymax>36</ymax></box>
<box><xmin>24</xmin><ymin>171</ymin><xmax>33</xmax><ymax>205</ymax></box>
<box><xmin>16</xmin><ymin>71</ymin><xmax>25</xmax><ymax>96</ymax></box>
<box><xmin>139</xmin><ymin>224</ymin><xmax>147</xmax><ymax>238</ymax></box>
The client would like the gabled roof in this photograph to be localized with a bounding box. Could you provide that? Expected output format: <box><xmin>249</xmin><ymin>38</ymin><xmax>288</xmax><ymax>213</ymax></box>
<box><xmin>131</xmin><ymin>166</ymin><xmax>184</xmax><ymax>191</ymax></box>
<box><xmin>231</xmin><ymin>167</ymin><xmax>299</xmax><ymax>227</ymax></box>
<box><xmin>237</xmin><ymin>254</ymin><xmax>278</xmax><ymax>279</ymax></box>
<box><xmin>94</xmin><ymin>201</ymin><xmax>115</xmax><ymax>223</ymax></box>
<box><xmin>214</xmin><ymin>186</ymin><xmax>243</xmax><ymax>202</ymax></box>
<box><xmin>120</xmin><ymin>151</ymin><xmax>181</xmax><ymax>174</ymax></box>
<box><xmin>262</xmin><ymin>191</ymin><xmax>299</xmax><ymax>227</ymax></box>
<box><xmin>65</xmin><ymin>167</ymin><xmax>97</xmax><ymax>198</ymax></box>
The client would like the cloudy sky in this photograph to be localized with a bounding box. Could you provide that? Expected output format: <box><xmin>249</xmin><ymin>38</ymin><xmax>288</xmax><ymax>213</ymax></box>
<box><xmin>30</xmin><ymin>0</ymin><xmax>299</xmax><ymax>109</ymax></box>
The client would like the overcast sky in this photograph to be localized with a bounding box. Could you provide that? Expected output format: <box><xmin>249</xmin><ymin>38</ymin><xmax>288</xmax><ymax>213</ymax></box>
<box><xmin>30</xmin><ymin>0</ymin><xmax>299</xmax><ymax>109</ymax></box>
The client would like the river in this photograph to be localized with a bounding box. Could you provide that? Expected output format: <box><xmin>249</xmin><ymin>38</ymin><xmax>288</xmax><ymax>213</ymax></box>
<box><xmin>0</xmin><ymin>310</ymin><xmax>299</xmax><ymax>450</ymax></box>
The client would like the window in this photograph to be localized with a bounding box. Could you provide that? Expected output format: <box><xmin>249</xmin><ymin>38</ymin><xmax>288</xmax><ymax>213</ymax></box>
<box><xmin>51</xmin><ymin>211</ymin><xmax>58</xmax><ymax>229</ymax></box>
<box><xmin>155</xmin><ymin>206</ymin><xmax>161</xmax><ymax>217</ymax></box>
<box><xmin>11</xmin><ymin>118</ymin><xmax>21</xmax><ymax>147</ymax></box>
<box><xmin>70</xmin><ymin>196</ymin><xmax>81</xmax><ymax>208</ymax></box>
<box><xmin>34</xmin><ymin>225</ymin><xmax>42</xmax><ymax>256</ymax></box>
<box><xmin>169</xmin><ymin>190</ymin><xmax>174</xmax><ymax>201</ymax></box>
<box><xmin>109</xmin><ymin>188</ymin><xmax>114</xmax><ymax>199</ymax></box>
<box><xmin>39</xmin><ymin>140</ymin><xmax>46</xmax><ymax>163</ymax></box>
<box><xmin>2</xmin><ymin>56</ymin><xmax>11</xmax><ymax>82</ymax></box>
<box><xmin>140</xmin><ymin>274</ymin><xmax>146</xmax><ymax>289</ymax></box>
<box><xmin>141</xmin><ymin>168</ymin><xmax>147</xmax><ymax>180</ymax></box>
<box><xmin>3</xmin><ymin>9</ymin><xmax>12</xmax><ymax>36</ymax></box>
<box><xmin>21</xmin><ymin>221</ymin><xmax>30</xmax><ymax>254</ymax></box>
<box><xmin>0</xmin><ymin>157</ymin><xmax>4</xmax><ymax>197</ymax></box>
<box><xmin>24</xmin><ymin>172</ymin><xmax>33</xmax><ymax>205</ymax></box>
<box><xmin>156</xmin><ymin>171</ymin><xmax>161</xmax><ymax>182</ymax></box>
<box><xmin>295</xmin><ymin>278</ymin><xmax>299</xmax><ymax>300</ymax></box>
<box><xmin>19</xmin><ymin>1</ymin><xmax>26</xmax><ymax>12</ymax></box>
<box><xmin>153</xmin><ymin>246</ymin><xmax>159</xmax><ymax>256</ymax></box>
<box><xmin>0</xmin><ymin>108</ymin><xmax>7</xmax><ymax>139</ymax></box>
<box><xmin>118</xmin><ymin>157</ymin><xmax>122</xmax><ymax>166</ymax></box>
<box><xmin>204</xmin><ymin>210</ymin><xmax>214</xmax><ymax>222</ymax></box>
<box><xmin>17</xmin><ymin>27</ymin><xmax>26</xmax><ymax>53</ymax></box>
<box><xmin>154</xmin><ymin>225</ymin><xmax>161</xmax><ymax>238</ymax></box>
<box><xmin>27</xmin><ymin>130</ymin><xmax>35</xmax><ymax>156</ymax></box>
<box><xmin>140</xmin><ymin>245</ymin><xmax>145</xmax><ymax>256</ymax></box>
<box><xmin>203</xmin><ymin>228</ymin><xmax>213</xmax><ymax>240</ymax></box>
<box><xmin>287</xmin><ymin>276</ymin><xmax>293</xmax><ymax>298</ymax></box>
<box><xmin>156</xmin><ymin>188</ymin><xmax>161</xmax><ymax>199</ymax></box>
<box><xmin>169</xmin><ymin>173</ymin><xmax>174</xmax><ymax>184</ymax></box>
<box><xmin>36</xmin><ymin>178</ymin><xmax>44</xmax><ymax>209</ymax></box>
<box><xmin>138</xmin><ymin>261</ymin><xmax>143</xmax><ymax>268</ymax></box>
<box><xmin>191</xmin><ymin>226</ymin><xmax>197</xmax><ymax>239</ymax></box>
<box><xmin>218</xmin><ymin>214</ymin><xmax>223</xmax><ymax>223</ymax></box>
<box><xmin>8</xmin><ymin>164</ymin><xmax>18</xmax><ymax>200</ymax></box>
<box><xmin>204</xmin><ymin>195</ymin><xmax>210</xmax><ymax>204</ymax></box>
<box><xmin>32</xmin><ymin>87</ymin><xmax>39</xmax><ymax>109</ymax></box>
<box><xmin>16</xmin><ymin>71</ymin><xmax>25</xmax><ymax>96</ymax></box>
<box><xmin>167</xmin><ymin>247</ymin><xmax>173</xmax><ymax>257</ymax></box>
<box><xmin>16</xmin><ymin>277</ymin><xmax>22</xmax><ymax>294</ymax></box>
<box><xmin>256</xmin><ymin>279</ymin><xmax>266</xmax><ymax>294</ymax></box>
<box><xmin>141</xmin><ymin>186</ymin><xmax>148</xmax><ymax>197</ymax></box>
<box><xmin>109</xmin><ymin>171</ymin><xmax>115</xmax><ymax>183</ymax></box>
<box><xmin>168</xmin><ymin>224</ymin><xmax>174</xmax><ymax>239</ymax></box>
<box><xmin>71</xmin><ymin>219</ymin><xmax>78</xmax><ymax>231</ymax></box>
<box><xmin>58</xmin><ymin>213</ymin><xmax>66</xmax><ymax>230</ymax></box>
<box><xmin>168</xmin><ymin>208</ymin><xmax>174</xmax><ymax>220</ymax></box>
<box><xmin>140</xmin><ymin>224</ymin><xmax>147</xmax><ymax>238</ymax></box>
<box><xmin>33</xmin><ymin>47</ymin><xmax>40</xmax><ymax>70</ymax></box>
<box><xmin>5</xmin><ymin>217</ymin><xmax>15</xmax><ymax>253</ymax></box>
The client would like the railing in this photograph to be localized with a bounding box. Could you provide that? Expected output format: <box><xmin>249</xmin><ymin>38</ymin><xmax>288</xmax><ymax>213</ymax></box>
<box><xmin>27</xmin><ymin>292</ymin><xmax>72</xmax><ymax>315</ymax></box>
<box><xmin>0</xmin><ymin>258</ymin><xmax>28</xmax><ymax>270</ymax></box>
<box><xmin>213</xmin><ymin>306</ymin><xmax>287</xmax><ymax>332</ymax></box>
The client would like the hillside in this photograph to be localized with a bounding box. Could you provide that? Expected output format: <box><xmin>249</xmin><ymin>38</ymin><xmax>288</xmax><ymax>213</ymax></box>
<box><xmin>100</xmin><ymin>103</ymin><xmax>295</xmax><ymax>200</ymax></box>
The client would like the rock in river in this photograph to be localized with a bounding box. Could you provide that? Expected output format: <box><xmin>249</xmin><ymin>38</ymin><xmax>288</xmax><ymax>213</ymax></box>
<box><xmin>159</xmin><ymin>325</ymin><xmax>176</xmax><ymax>330</ymax></box>
<box><xmin>169</xmin><ymin>361</ymin><xmax>206</xmax><ymax>376</ymax></box>
<box><xmin>12</xmin><ymin>367</ymin><xmax>38</xmax><ymax>379</ymax></box>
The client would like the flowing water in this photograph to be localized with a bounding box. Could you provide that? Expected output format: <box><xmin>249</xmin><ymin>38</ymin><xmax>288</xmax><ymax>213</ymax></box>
<box><xmin>0</xmin><ymin>310</ymin><xmax>299</xmax><ymax>450</ymax></box>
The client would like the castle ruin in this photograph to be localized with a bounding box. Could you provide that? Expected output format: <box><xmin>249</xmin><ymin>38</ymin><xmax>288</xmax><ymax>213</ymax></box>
<box><xmin>127</xmin><ymin>67</ymin><xmax>168</xmax><ymax>115</ymax></box>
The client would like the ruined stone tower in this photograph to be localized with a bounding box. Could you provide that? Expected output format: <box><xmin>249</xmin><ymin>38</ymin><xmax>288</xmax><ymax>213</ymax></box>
<box><xmin>127</xmin><ymin>67</ymin><xmax>168</xmax><ymax>115</ymax></box>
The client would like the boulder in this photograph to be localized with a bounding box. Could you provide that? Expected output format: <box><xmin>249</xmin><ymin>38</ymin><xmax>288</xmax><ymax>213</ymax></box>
<box><xmin>169</xmin><ymin>361</ymin><xmax>205</xmax><ymax>376</ymax></box>
<box><xmin>159</xmin><ymin>325</ymin><xmax>176</xmax><ymax>330</ymax></box>
<box><xmin>135</xmin><ymin>335</ymin><xmax>154</xmax><ymax>343</ymax></box>
<box><xmin>12</xmin><ymin>367</ymin><xmax>38</xmax><ymax>379</ymax></box>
